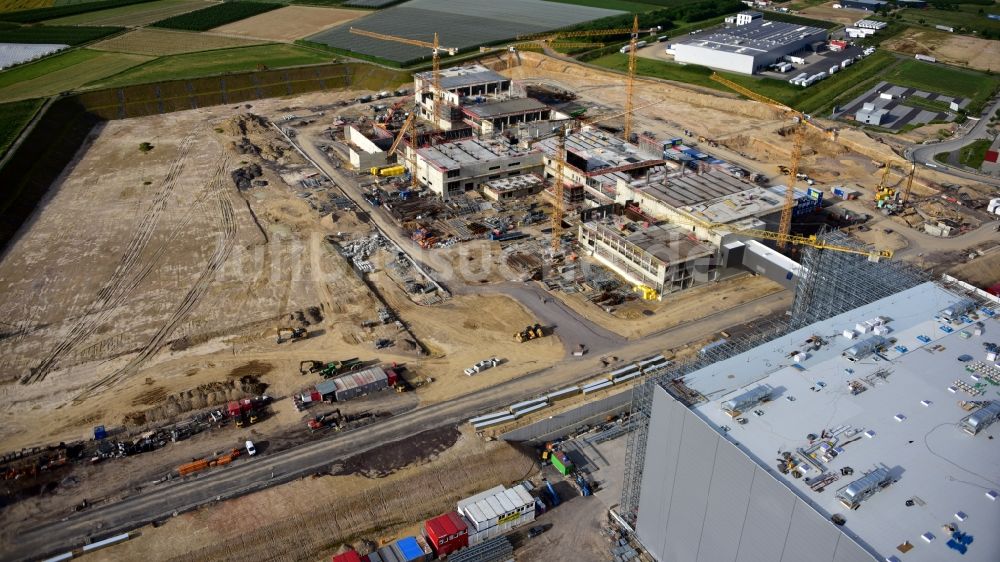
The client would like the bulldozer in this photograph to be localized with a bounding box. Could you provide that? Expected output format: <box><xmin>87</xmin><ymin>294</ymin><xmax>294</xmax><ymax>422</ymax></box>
<box><xmin>514</xmin><ymin>323</ymin><xmax>545</xmax><ymax>343</ymax></box>
<box><xmin>276</xmin><ymin>327</ymin><xmax>307</xmax><ymax>344</ymax></box>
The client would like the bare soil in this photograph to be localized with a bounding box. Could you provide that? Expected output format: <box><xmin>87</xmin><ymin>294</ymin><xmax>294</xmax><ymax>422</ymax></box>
<box><xmin>209</xmin><ymin>6</ymin><xmax>366</xmax><ymax>42</ymax></box>
<box><xmin>882</xmin><ymin>28</ymin><xmax>1000</xmax><ymax>72</ymax></box>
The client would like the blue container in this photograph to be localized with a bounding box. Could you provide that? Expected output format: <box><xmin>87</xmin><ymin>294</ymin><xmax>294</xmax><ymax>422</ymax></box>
<box><xmin>94</xmin><ymin>425</ymin><xmax>107</xmax><ymax>440</ymax></box>
<box><xmin>394</xmin><ymin>537</ymin><xmax>424</xmax><ymax>562</ymax></box>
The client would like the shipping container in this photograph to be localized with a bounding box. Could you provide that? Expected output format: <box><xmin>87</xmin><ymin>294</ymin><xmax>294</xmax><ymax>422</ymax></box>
<box><xmin>582</xmin><ymin>380</ymin><xmax>613</xmax><ymax>393</ymax></box>
<box><xmin>545</xmin><ymin>386</ymin><xmax>580</xmax><ymax>401</ymax></box>
<box><xmin>513</xmin><ymin>402</ymin><xmax>548</xmax><ymax>418</ymax></box>
<box><xmin>392</xmin><ymin>537</ymin><xmax>430</xmax><ymax>562</ymax></box>
<box><xmin>365</xmin><ymin>552</ymin><xmax>384</xmax><ymax>562</ymax></box>
<box><xmin>551</xmin><ymin>451</ymin><xmax>574</xmax><ymax>475</ymax></box>
<box><xmin>509</xmin><ymin>398</ymin><xmax>548</xmax><ymax>413</ymax></box>
<box><xmin>425</xmin><ymin>511</ymin><xmax>469</xmax><ymax>556</ymax></box>
<box><xmin>472</xmin><ymin>414</ymin><xmax>516</xmax><ymax>430</ymax></box>
<box><xmin>333</xmin><ymin>551</ymin><xmax>363</xmax><ymax>562</ymax></box>
<box><xmin>376</xmin><ymin>545</ymin><xmax>401</xmax><ymax>562</ymax></box>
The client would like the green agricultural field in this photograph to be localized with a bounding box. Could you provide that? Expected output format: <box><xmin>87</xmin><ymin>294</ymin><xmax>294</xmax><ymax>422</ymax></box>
<box><xmin>544</xmin><ymin>0</ymin><xmax>666</xmax><ymax>12</ymax></box>
<box><xmin>0</xmin><ymin>0</ymin><xmax>152</xmax><ymax>22</ymax></box>
<box><xmin>151</xmin><ymin>1</ymin><xmax>278</xmax><ymax>31</ymax></box>
<box><xmin>883</xmin><ymin>59</ymin><xmax>1000</xmax><ymax>112</ymax></box>
<box><xmin>85</xmin><ymin>43</ymin><xmax>331</xmax><ymax>88</ymax></box>
<box><xmin>0</xmin><ymin>24</ymin><xmax>122</xmax><ymax>43</ymax></box>
<box><xmin>895</xmin><ymin>6</ymin><xmax>1000</xmax><ymax>38</ymax></box>
<box><xmin>0</xmin><ymin>48</ymin><xmax>150</xmax><ymax>101</ymax></box>
<box><xmin>0</xmin><ymin>98</ymin><xmax>43</xmax><ymax>157</ymax></box>
<box><xmin>44</xmin><ymin>0</ymin><xmax>212</xmax><ymax>26</ymax></box>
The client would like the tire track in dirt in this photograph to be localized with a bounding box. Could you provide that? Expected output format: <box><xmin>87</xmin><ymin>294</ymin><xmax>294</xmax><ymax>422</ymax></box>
<box><xmin>23</xmin><ymin>134</ymin><xmax>197</xmax><ymax>384</ymax></box>
<box><xmin>75</xmin><ymin>155</ymin><xmax>238</xmax><ymax>401</ymax></box>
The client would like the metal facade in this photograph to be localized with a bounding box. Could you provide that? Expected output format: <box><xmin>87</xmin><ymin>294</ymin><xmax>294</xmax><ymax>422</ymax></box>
<box><xmin>634</xmin><ymin>386</ymin><xmax>873</xmax><ymax>562</ymax></box>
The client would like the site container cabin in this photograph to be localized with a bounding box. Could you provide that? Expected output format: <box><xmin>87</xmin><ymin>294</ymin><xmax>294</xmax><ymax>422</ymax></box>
<box><xmin>551</xmin><ymin>451</ymin><xmax>574</xmax><ymax>475</ymax></box>
<box><xmin>513</xmin><ymin>402</ymin><xmax>548</xmax><ymax>418</ymax></box>
<box><xmin>545</xmin><ymin>386</ymin><xmax>579</xmax><ymax>401</ymax></box>
<box><xmin>332</xmin><ymin>550</ymin><xmax>363</xmax><ymax>562</ymax></box>
<box><xmin>425</xmin><ymin>511</ymin><xmax>469</xmax><ymax>556</ymax></box>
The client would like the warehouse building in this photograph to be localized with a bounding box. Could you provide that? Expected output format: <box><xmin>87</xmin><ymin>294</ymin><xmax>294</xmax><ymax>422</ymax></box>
<box><xmin>840</xmin><ymin>0</ymin><xmax>887</xmax><ymax>9</ymax></box>
<box><xmin>578</xmin><ymin>221</ymin><xmax>719</xmax><ymax>295</ymax></box>
<box><xmin>462</xmin><ymin>98</ymin><xmax>551</xmax><ymax>135</ymax></box>
<box><xmin>414</xmin><ymin>65</ymin><xmax>512</xmax><ymax>130</ymax></box>
<box><xmin>412</xmin><ymin>138</ymin><xmax>542</xmax><ymax>200</ymax></box>
<box><xmin>628</xmin><ymin>281</ymin><xmax>1000</xmax><ymax>562</ymax></box>
<box><xmin>672</xmin><ymin>14</ymin><xmax>828</xmax><ymax>74</ymax></box>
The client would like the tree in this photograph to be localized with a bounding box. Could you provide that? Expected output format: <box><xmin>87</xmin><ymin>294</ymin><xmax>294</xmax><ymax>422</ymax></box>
<box><xmin>138</xmin><ymin>142</ymin><xmax>153</xmax><ymax>153</ymax></box>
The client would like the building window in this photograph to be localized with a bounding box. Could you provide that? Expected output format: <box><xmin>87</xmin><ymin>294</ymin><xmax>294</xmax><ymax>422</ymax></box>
<box><xmin>508</xmin><ymin>161</ymin><xmax>520</xmax><ymax>167</ymax></box>
<box><xmin>447</xmin><ymin>180</ymin><xmax>460</xmax><ymax>189</ymax></box>
<box><xmin>447</xmin><ymin>169</ymin><xmax>460</xmax><ymax>178</ymax></box>
<box><xmin>488</xmin><ymin>165</ymin><xmax>501</xmax><ymax>171</ymax></box>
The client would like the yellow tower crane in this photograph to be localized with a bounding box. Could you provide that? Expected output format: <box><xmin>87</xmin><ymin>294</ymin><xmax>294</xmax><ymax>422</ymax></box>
<box><xmin>349</xmin><ymin>28</ymin><xmax>456</xmax><ymax>119</ymax></box>
<box><xmin>546</xmin><ymin>99</ymin><xmax>669</xmax><ymax>252</ymax></box>
<box><xmin>387</xmin><ymin>112</ymin><xmax>418</xmax><ymax>188</ymax></box>
<box><xmin>516</xmin><ymin>15</ymin><xmax>644</xmax><ymax>138</ymax></box>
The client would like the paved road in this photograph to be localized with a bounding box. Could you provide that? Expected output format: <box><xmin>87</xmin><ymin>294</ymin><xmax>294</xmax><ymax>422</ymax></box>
<box><xmin>907</xmin><ymin>97</ymin><xmax>1000</xmax><ymax>187</ymax></box>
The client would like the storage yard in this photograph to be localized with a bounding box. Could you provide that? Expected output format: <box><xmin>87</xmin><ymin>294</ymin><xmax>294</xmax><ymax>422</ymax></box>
<box><xmin>1</xmin><ymin>1</ymin><xmax>999</xmax><ymax>559</ymax></box>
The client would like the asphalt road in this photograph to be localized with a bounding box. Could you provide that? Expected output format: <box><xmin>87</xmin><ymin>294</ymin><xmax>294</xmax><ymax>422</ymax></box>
<box><xmin>907</xmin><ymin>97</ymin><xmax>1000</xmax><ymax>187</ymax></box>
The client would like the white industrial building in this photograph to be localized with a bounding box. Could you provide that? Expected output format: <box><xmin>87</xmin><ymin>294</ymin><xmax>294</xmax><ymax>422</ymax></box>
<box><xmin>672</xmin><ymin>12</ymin><xmax>828</xmax><ymax>75</ymax></box>
<box><xmin>412</xmin><ymin>137</ymin><xmax>542</xmax><ymax>200</ymax></box>
<box><xmin>631</xmin><ymin>281</ymin><xmax>1000</xmax><ymax>562</ymax></box>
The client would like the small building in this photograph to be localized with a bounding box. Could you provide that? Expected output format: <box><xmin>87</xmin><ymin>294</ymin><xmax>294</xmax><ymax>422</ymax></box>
<box><xmin>735</xmin><ymin>10</ymin><xmax>764</xmax><ymax>25</ymax></box>
<box><xmin>578</xmin><ymin>221</ymin><xmax>719</xmax><ymax>295</ymax></box>
<box><xmin>481</xmin><ymin>174</ymin><xmax>544</xmax><ymax>201</ymax></box>
<box><xmin>321</xmin><ymin>366</ymin><xmax>396</xmax><ymax>402</ymax></box>
<box><xmin>855</xmin><ymin>19</ymin><xmax>888</xmax><ymax>29</ymax></box>
<box><xmin>841</xmin><ymin>0</ymin><xmax>887</xmax><ymax>10</ymax></box>
<box><xmin>462</xmin><ymin>98</ymin><xmax>551</xmax><ymax>135</ymax></box>
<box><xmin>856</xmin><ymin>104</ymin><xmax>889</xmax><ymax>125</ymax></box>
<box><xmin>413</xmin><ymin>138</ymin><xmax>543</xmax><ymax>200</ymax></box>
<box><xmin>672</xmin><ymin>18</ymin><xmax>828</xmax><ymax>75</ymax></box>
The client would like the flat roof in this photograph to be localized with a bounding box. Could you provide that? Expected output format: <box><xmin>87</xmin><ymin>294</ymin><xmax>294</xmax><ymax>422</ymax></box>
<box><xmin>416</xmin><ymin>64</ymin><xmax>507</xmax><ymax>91</ymax></box>
<box><xmin>417</xmin><ymin>138</ymin><xmax>533</xmax><ymax>170</ymax></box>
<box><xmin>536</xmin><ymin>128</ymin><xmax>664</xmax><ymax>181</ymax></box>
<box><xmin>679</xmin><ymin>19</ymin><xmax>826</xmax><ymax>55</ymax></box>
<box><xmin>463</xmin><ymin>97</ymin><xmax>548</xmax><ymax>119</ymax></box>
<box><xmin>685</xmin><ymin>185</ymin><xmax>788</xmax><ymax>224</ymax></box>
<box><xmin>483</xmin><ymin>173</ymin><xmax>543</xmax><ymax>192</ymax></box>
<box><xmin>682</xmin><ymin>282</ymin><xmax>1000</xmax><ymax>562</ymax></box>
<box><xmin>584</xmin><ymin>221</ymin><xmax>715</xmax><ymax>265</ymax></box>
<box><xmin>627</xmin><ymin>168</ymin><xmax>760</xmax><ymax>208</ymax></box>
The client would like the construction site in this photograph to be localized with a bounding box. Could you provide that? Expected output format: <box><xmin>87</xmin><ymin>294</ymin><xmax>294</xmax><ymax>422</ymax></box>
<box><xmin>1</xmin><ymin>16</ymin><xmax>999</xmax><ymax>562</ymax></box>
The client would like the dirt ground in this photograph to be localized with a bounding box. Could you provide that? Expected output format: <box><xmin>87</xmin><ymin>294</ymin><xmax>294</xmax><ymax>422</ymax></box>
<box><xmin>555</xmin><ymin>272</ymin><xmax>785</xmax><ymax>340</ymax></box>
<box><xmin>882</xmin><ymin>28</ymin><xmax>1000</xmax><ymax>72</ymax></box>
<box><xmin>210</xmin><ymin>6</ymin><xmax>366</xmax><ymax>42</ymax></box>
<box><xmin>97</xmin><ymin>426</ymin><xmax>538</xmax><ymax>562</ymax></box>
<box><xmin>796</xmin><ymin>3</ymin><xmax>870</xmax><ymax>26</ymax></box>
<box><xmin>948</xmin><ymin>248</ymin><xmax>1000</xmax><ymax>288</ymax></box>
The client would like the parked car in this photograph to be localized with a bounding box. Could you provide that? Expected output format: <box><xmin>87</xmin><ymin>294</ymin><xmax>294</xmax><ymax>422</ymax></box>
<box><xmin>528</xmin><ymin>526</ymin><xmax>547</xmax><ymax>539</ymax></box>
<box><xmin>245</xmin><ymin>440</ymin><xmax>257</xmax><ymax>456</ymax></box>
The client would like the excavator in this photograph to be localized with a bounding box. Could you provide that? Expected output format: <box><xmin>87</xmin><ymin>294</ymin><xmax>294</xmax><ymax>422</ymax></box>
<box><xmin>276</xmin><ymin>327</ymin><xmax>307</xmax><ymax>344</ymax></box>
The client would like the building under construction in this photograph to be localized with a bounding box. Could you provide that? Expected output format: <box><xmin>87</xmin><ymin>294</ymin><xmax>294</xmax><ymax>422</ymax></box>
<box><xmin>618</xmin><ymin>234</ymin><xmax>1000</xmax><ymax>562</ymax></box>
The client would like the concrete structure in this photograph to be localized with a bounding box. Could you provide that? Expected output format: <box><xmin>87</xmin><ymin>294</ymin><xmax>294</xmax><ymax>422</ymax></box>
<box><xmin>534</xmin><ymin>128</ymin><xmax>666</xmax><ymax>202</ymax></box>
<box><xmin>578</xmin><ymin>221</ymin><xmax>718</xmax><ymax>294</ymax></box>
<box><xmin>632</xmin><ymin>282</ymin><xmax>1000</xmax><ymax>562</ymax></box>
<box><xmin>856</xmin><ymin>106</ymin><xmax>889</xmax><ymax>125</ymax></box>
<box><xmin>345</xmin><ymin>124</ymin><xmax>392</xmax><ymax>170</ymax></box>
<box><xmin>672</xmin><ymin>17</ymin><xmax>828</xmax><ymax>75</ymax></box>
<box><xmin>413</xmin><ymin>137</ymin><xmax>542</xmax><ymax>200</ymax></box>
<box><xmin>855</xmin><ymin>19</ymin><xmax>888</xmax><ymax>29</ymax></box>
<box><xmin>481</xmin><ymin>174</ymin><xmax>544</xmax><ymax>201</ymax></box>
<box><xmin>462</xmin><ymin>98</ymin><xmax>551</xmax><ymax>135</ymax></box>
<box><xmin>414</xmin><ymin>65</ymin><xmax>511</xmax><ymax>130</ymax></box>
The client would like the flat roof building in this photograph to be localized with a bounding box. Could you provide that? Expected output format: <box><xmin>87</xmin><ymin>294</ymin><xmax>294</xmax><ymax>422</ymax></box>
<box><xmin>630</xmin><ymin>281</ymin><xmax>1000</xmax><ymax>561</ymax></box>
<box><xmin>672</xmin><ymin>18</ymin><xmax>828</xmax><ymax>74</ymax></box>
<box><xmin>414</xmin><ymin>65</ymin><xmax>511</xmax><ymax>130</ymax></box>
<box><xmin>841</xmin><ymin>0</ymin><xmax>888</xmax><ymax>10</ymax></box>
<box><xmin>481</xmin><ymin>174</ymin><xmax>544</xmax><ymax>201</ymax></box>
<box><xmin>462</xmin><ymin>98</ymin><xmax>551</xmax><ymax>135</ymax></box>
<box><xmin>578</xmin><ymin>221</ymin><xmax>718</xmax><ymax>295</ymax></box>
<box><xmin>412</xmin><ymin>138</ymin><xmax>542</xmax><ymax>200</ymax></box>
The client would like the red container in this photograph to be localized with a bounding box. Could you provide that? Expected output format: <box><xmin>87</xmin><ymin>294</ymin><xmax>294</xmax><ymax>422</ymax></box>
<box><xmin>332</xmin><ymin>551</ymin><xmax>362</xmax><ymax>562</ymax></box>
<box><xmin>425</xmin><ymin>511</ymin><xmax>469</xmax><ymax>556</ymax></box>
<box><xmin>240</xmin><ymin>398</ymin><xmax>253</xmax><ymax>412</ymax></box>
<box><xmin>227</xmin><ymin>401</ymin><xmax>241</xmax><ymax>417</ymax></box>
<box><xmin>386</xmin><ymin>369</ymin><xmax>399</xmax><ymax>387</ymax></box>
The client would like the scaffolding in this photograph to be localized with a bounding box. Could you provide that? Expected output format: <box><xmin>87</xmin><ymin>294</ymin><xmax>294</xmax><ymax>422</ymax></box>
<box><xmin>619</xmin><ymin>230</ymin><xmax>925</xmax><ymax>524</ymax></box>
